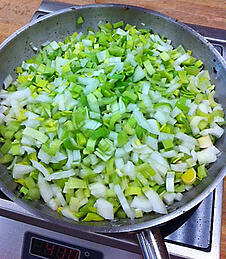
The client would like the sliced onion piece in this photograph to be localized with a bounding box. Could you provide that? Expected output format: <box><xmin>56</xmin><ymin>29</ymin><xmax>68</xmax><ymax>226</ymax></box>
<box><xmin>96</xmin><ymin>198</ymin><xmax>114</xmax><ymax>220</ymax></box>
<box><xmin>131</xmin><ymin>195</ymin><xmax>153</xmax><ymax>212</ymax></box>
<box><xmin>163</xmin><ymin>192</ymin><xmax>176</xmax><ymax>205</ymax></box>
<box><xmin>12</xmin><ymin>164</ymin><xmax>34</xmax><ymax>179</ymax></box>
<box><xmin>114</xmin><ymin>184</ymin><xmax>135</xmax><ymax>219</ymax></box>
<box><xmin>166</xmin><ymin>172</ymin><xmax>175</xmax><ymax>192</ymax></box>
<box><xmin>171</xmin><ymin>163</ymin><xmax>188</xmax><ymax>172</ymax></box>
<box><xmin>89</xmin><ymin>182</ymin><xmax>107</xmax><ymax>198</ymax></box>
<box><xmin>144</xmin><ymin>188</ymin><xmax>167</xmax><ymax>214</ymax></box>
<box><xmin>61</xmin><ymin>206</ymin><xmax>79</xmax><ymax>221</ymax></box>
<box><xmin>38</xmin><ymin>174</ymin><xmax>53</xmax><ymax>203</ymax></box>
<box><xmin>196</xmin><ymin>147</ymin><xmax>217</xmax><ymax>164</ymax></box>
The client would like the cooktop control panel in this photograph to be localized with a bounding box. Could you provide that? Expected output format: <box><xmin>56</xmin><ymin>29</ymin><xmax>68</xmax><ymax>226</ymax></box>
<box><xmin>22</xmin><ymin>232</ymin><xmax>103</xmax><ymax>259</ymax></box>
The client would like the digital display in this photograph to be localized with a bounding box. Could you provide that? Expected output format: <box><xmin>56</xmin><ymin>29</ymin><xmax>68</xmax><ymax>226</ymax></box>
<box><xmin>30</xmin><ymin>237</ymin><xmax>80</xmax><ymax>259</ymax></box>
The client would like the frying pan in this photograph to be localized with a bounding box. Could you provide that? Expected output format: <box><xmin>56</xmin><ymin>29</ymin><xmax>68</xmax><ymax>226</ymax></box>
<box><xmin>0</xmin><ymin>4</ymin><xmax>225</xmax><ymax>258</ymax></box>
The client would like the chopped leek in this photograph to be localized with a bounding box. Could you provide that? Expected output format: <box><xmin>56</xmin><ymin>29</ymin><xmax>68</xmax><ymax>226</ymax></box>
<box><xmin>0</xmin><ymin>20</ymin><xmax>224</xmax><ymax>222</ymax></box>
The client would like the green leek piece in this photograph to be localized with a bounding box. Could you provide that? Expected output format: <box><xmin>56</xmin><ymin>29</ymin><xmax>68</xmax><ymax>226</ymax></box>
<box><xmin>23</xmin><ymin>127</ymin><xmax>48</xmax><ymax>143</ymax></box>
<box><xmin>76</xmin><ymin>133</ymin><xmax>87</xmax><ymax>147</ymax></box>
<box><xmin>55</xmin><ymin>179</ymin><xmax>67</xmax><ymax>189</ymax></box>
<box><xmin>47</xmin><ymin>139</ymin><xmax>62</xmax><ymax>156</ymax></box>
<box><xmin>94</xmin><ymin>148</ymin><xmax>112</xmax><ymax>162</ymax></box>
<box><xmin>8</xmin><ymin>122</ymin><xmax>21</xmax><ymax>133</ymax></box>
<box><xmin>44</xmin><ymin>119</ymin><xmax>58</xmax><ymax>133</ymax></box>
<box><xmin>90</xmin><ymin>126</ymin><xmax>109</xmax><ymax>140</ymax></box>
<box><xmin>161</xmin><ymin>124</ymin><xmax>174</xmax><ymax>134</ymax></box>
<box><xmin>175</xmin><ymin>97</ymin><xmax>189</xmax><ymax>113</ymax></box>
<box><xmin>152</xmin><ymin>185</ymin><xmax>160</xmax><ymax>192</ymax></box>
<box><xmin>87</xmin><ymin>93</ymin><xmax>99</xmax><ymax>113</ymax></box>
<box><xmin>136</xmin><ymin>163</ymin><xmax>156</xmax><ymax>177</ymax></box>
<box><xmin>4</xmin><ymin>130</ymin><xmax>15</xmax><ymax>140</ymax></box>
<box><xmin>122</xmin><ymin>91</ymin><xmax>137</xmax><ymax>103</ymax></box>
<box><xmin>20</xmin><ymin>186</ymin><xmax>29</xmax><ymax>195</ymax></box>
<box><xmin>175</xmin><ymin>184</ymin><xmax>185</xmax><ymax>193</ymax></box>
<box><xmin>154</xmin><ymin>102</ymin><xmax>172</xmax><ymax>111</ymax></box>
<box><xmin>125</xmin><ymin>186</ymin><xmax>142</xmax><ymax>196</ymax></box>
<box><xmin>178</xmin><ymin>71</ymin><xmax>189</xmax><ymax>84</ymax></box>
<box><xmin>62</xmin><ymin>63</ymin><xmax>71</xmax><ymax>73</ymax></box>
<box><xmin>0</xmin><ymin>154</ymin><xmax>13</xmax><ymax>164</ymax></box>
<box><xmin>135</xmin><ymin>125</ymin><xmax>145</xmax><ymax>139</ymax></box>
<box><xmin>135</xmin><ymin>209</ymin><xmax>143</xmax><ymax>218</ymax></box>
<box><xmin>110</xmin><ymin>174</ymin><xmax>120</xmax><ymax>185</ymax></box>
<box><xmin>109</xmin><ymin>112</ymin><xmax>121</xmax><ymax>129</ymax></box>
<box><xmin>116</xmin><ymin>208</ymin><xmax>126</xmax><ymax>219</ymax></box>
<box><xmin>113</xmin><ymin>21</ymin><xmax>124</xmax><ymax>29</ymax></box>
<box><xmin>106</xmin><ymin>157</ymin><xmax>114</xmax><ymax>175</ymax></box>
<box><xmin>76</xmin><ymin>16</ymin><xmax>84</xmax><ymax>25</ymax></box>
<box><xmin>79</xmin><ymin>197</ymin><xmax>96</xmax><ymax>213</ymax></box>
<box><xmin>160</xmin><ymin>52</ymin><xmax>170</xmax><ymax>61</ymax></box>
<box><xmin>197</xmin><ymin>165</ymin><xmax>207</xmax><ymax>180</ymax></box>
<box><xmin>66</xmin><ymin>178</ymin><xmax>87</xmax><ymax>189</ymax></box>
<box><xmin>105</xmin><ymin>22</ymin><xmax>112</xmax><ymax>30</ymax></box>
<box><xmin>143</xmin><ymin>60</ymin><xmax>155</xmax><ymax>75</ymax></box>
<box><xmin>75</xmin><ymin>189</ymin><xmax>84</xmax><ymax>199</ymax></box>
<box><xmin>198</xmin><ymin>120</ymin><xmax>209</xmax><ymax>130</ymax></box>
<box><xmin>194</xmin><ymin>93</ymin><xmax>203</xmax><ymax>104</ymax></box>
<box><xmin>213</xmin><ymin>110</ymin><xmax>224</xmax><ymax>118</ymax></box>
<box><xmin>36</xmin><ymin>79</ymin><xmax>48</xmax><ymax>88</ymax></box>
<box><xmin>64</xmin><ymin>120</ymin><xmax>75</xmax><ymax>132</ymax></box>
<box><xmin>66</xmin><ymin>193</ymin><xmax>74</xmax><ymax>204</ymax></box>
<box><xmin>156</xmin><ymin>186</ymin><xmax>166</xmax><ymax>196</ymax></box>
<box><xmin>106</xmin><ymin>188</ymin><xmax>116</xmax><ymax>197</ymax></box>
<box><xmin>175</xmin><ymin>172</ymin><xmax>183</xmax><ymax>180</ymax></box>
<box><xmin>0</xmin><ymin>139</ymin><xmax>11</xmax><ymax>154</ymax></box>
<box><xmin>83</xmin><ymin>212</ymin><xmax>104</xmax><ymax>221</ymax></box>
<box><xmin>69</xmin><ymin>197</ymin><xmax>81</xmax><ymax>212</ymax></box>
<box><xmin>162</xmin><ymin>138</ymin><xmax>174</xmax><ymax>150</ymax></box>
<box><xmin>127</xmin><ymin>117</ymin><xmax>136</xmax><ymax>127</ymax></box>
<box><xmin>28</xmin><ymin>188</ymin><xmax>40</xmax><ymax>200</ymax></box>
<box><xmin>182</xmin><ymin>57</ymin><xmax>196</xmax><ymax>66</ymax></box>
<box><xmin>194</xmin><ymin>60</ymin><xmax>203</xmax><ymax>68</ymax></box>
<box><xmin>109</xmin><ymin>46</ymin><xmax>124</xmax><ymax>57</ymax></box>
<box><xmin>72</xmin><ymin>107</ymin><xmax>86</xmax><ymax>128</ymax></box>
<box><xmin>29</xmin><ymin>171</ymin><xmax>39</xmax><ymax>181</ymax></box>
<box><xmin>208</xmin><ymin>91</ymin><xmax>219</xmax><ymax>108</ymax></box>
<box><xmin>85</xmin><ymin>138</ymin><xmax>96</xmax><ymax>153</ymax></box>
<box><xmin>123</xmin><ymin>123</ymin><xmax>135</xmax><ymax>135</ymax></box>
<box><xmin>11</xmin><ymin>141</ymin><xmax>20</xmax><ymax>155</ymax></box>
<box><xmin>24</xmin><ymin>176</ymin><xmax>36</xmax><ymax>189</ymax></box>
<box><xmin>63</xmin><ymin>137</ymin><xmax>77</xmax><ymax>150</ymax></box>
<box><xmin>184</xmin><ymin>66</ymin><xmax>200</xmax><ymax>76</ymax></box>
<box><xmin>74</xmin><ymin>211</ymin><xmax>87</xmax><ymax>219</ymax></box>
<box><xmin>88</xmin><ymin>206</ymin><xmax>98</xmax><ymax>213</ymax></box>
<box><xmin>117</xmin><ymin>131</ymin><xmax>128</xmax><ymax>147</ymax></box>
<box><xmin>84</xmin><ymin>188</ymin><xmax>90</xmax><ymax>198</ymax></box>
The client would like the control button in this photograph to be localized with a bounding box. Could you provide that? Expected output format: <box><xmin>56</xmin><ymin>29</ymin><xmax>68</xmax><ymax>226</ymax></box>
<box><xmin>84</xmin><ymin>251</ymin><xmax>90</xmax><ymax>257</ymax></box>
<box><xmin>213</xmin><ymin>44</ymin><xmax>223</xmax><ymax>55</ymax></box>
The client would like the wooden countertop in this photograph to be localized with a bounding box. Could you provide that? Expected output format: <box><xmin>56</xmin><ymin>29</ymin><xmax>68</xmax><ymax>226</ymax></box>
<box><xmin>0</xmin><ymin>0</ymin><xmax>225</xmax><ymax>257</ymax></box>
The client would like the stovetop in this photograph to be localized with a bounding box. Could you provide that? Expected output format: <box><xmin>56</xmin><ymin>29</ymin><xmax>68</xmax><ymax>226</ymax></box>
<box><xmin>0</xmin><ymin>1</ymin><xmax>225</xmax><ymax>259</ymax></box>
<box><xmin>0</xmin><ymin>182</ymin><xmax>223</xmax><ymax>259</ymax></box>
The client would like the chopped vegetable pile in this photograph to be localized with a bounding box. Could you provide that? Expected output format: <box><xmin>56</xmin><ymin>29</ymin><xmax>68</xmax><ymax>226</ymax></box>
<box><xmin>0</xmin><ymin>19</ymin><xmax>225</xmax><ymax>222</ymax></box>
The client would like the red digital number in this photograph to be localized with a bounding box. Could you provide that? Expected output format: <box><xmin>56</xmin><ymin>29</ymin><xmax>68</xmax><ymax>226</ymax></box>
<box><xmin>45</xmin><ymin>242</ymin><xmax>55</xmax><ymax>257</ymax></box>
<box><xmin>68</xmin><ymin>249</ymin><xmax>79</xmax><ymax>259</ymax></box>
<box><xmin>56</xmin><ymin>246</ymin><xmax>67</xmax><ymax>259</ymax></box>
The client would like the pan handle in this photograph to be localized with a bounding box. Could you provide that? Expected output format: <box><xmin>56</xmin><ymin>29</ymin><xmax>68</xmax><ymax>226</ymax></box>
<box><xmin>137</xmin><ymin>228</ymin><xmax>170</xmax><ymax>259</ymax></box>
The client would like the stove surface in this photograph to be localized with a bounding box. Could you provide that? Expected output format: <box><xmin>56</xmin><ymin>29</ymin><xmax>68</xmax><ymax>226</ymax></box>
<box><xmin>0</xmin><ymin>182</ymin><xmax>223</xmax><ymax>259</ymax></box>
<box><xmin>0</xmin><ymin>1</ymin><xmax>225</xmax><ymax>259</ymax></box>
